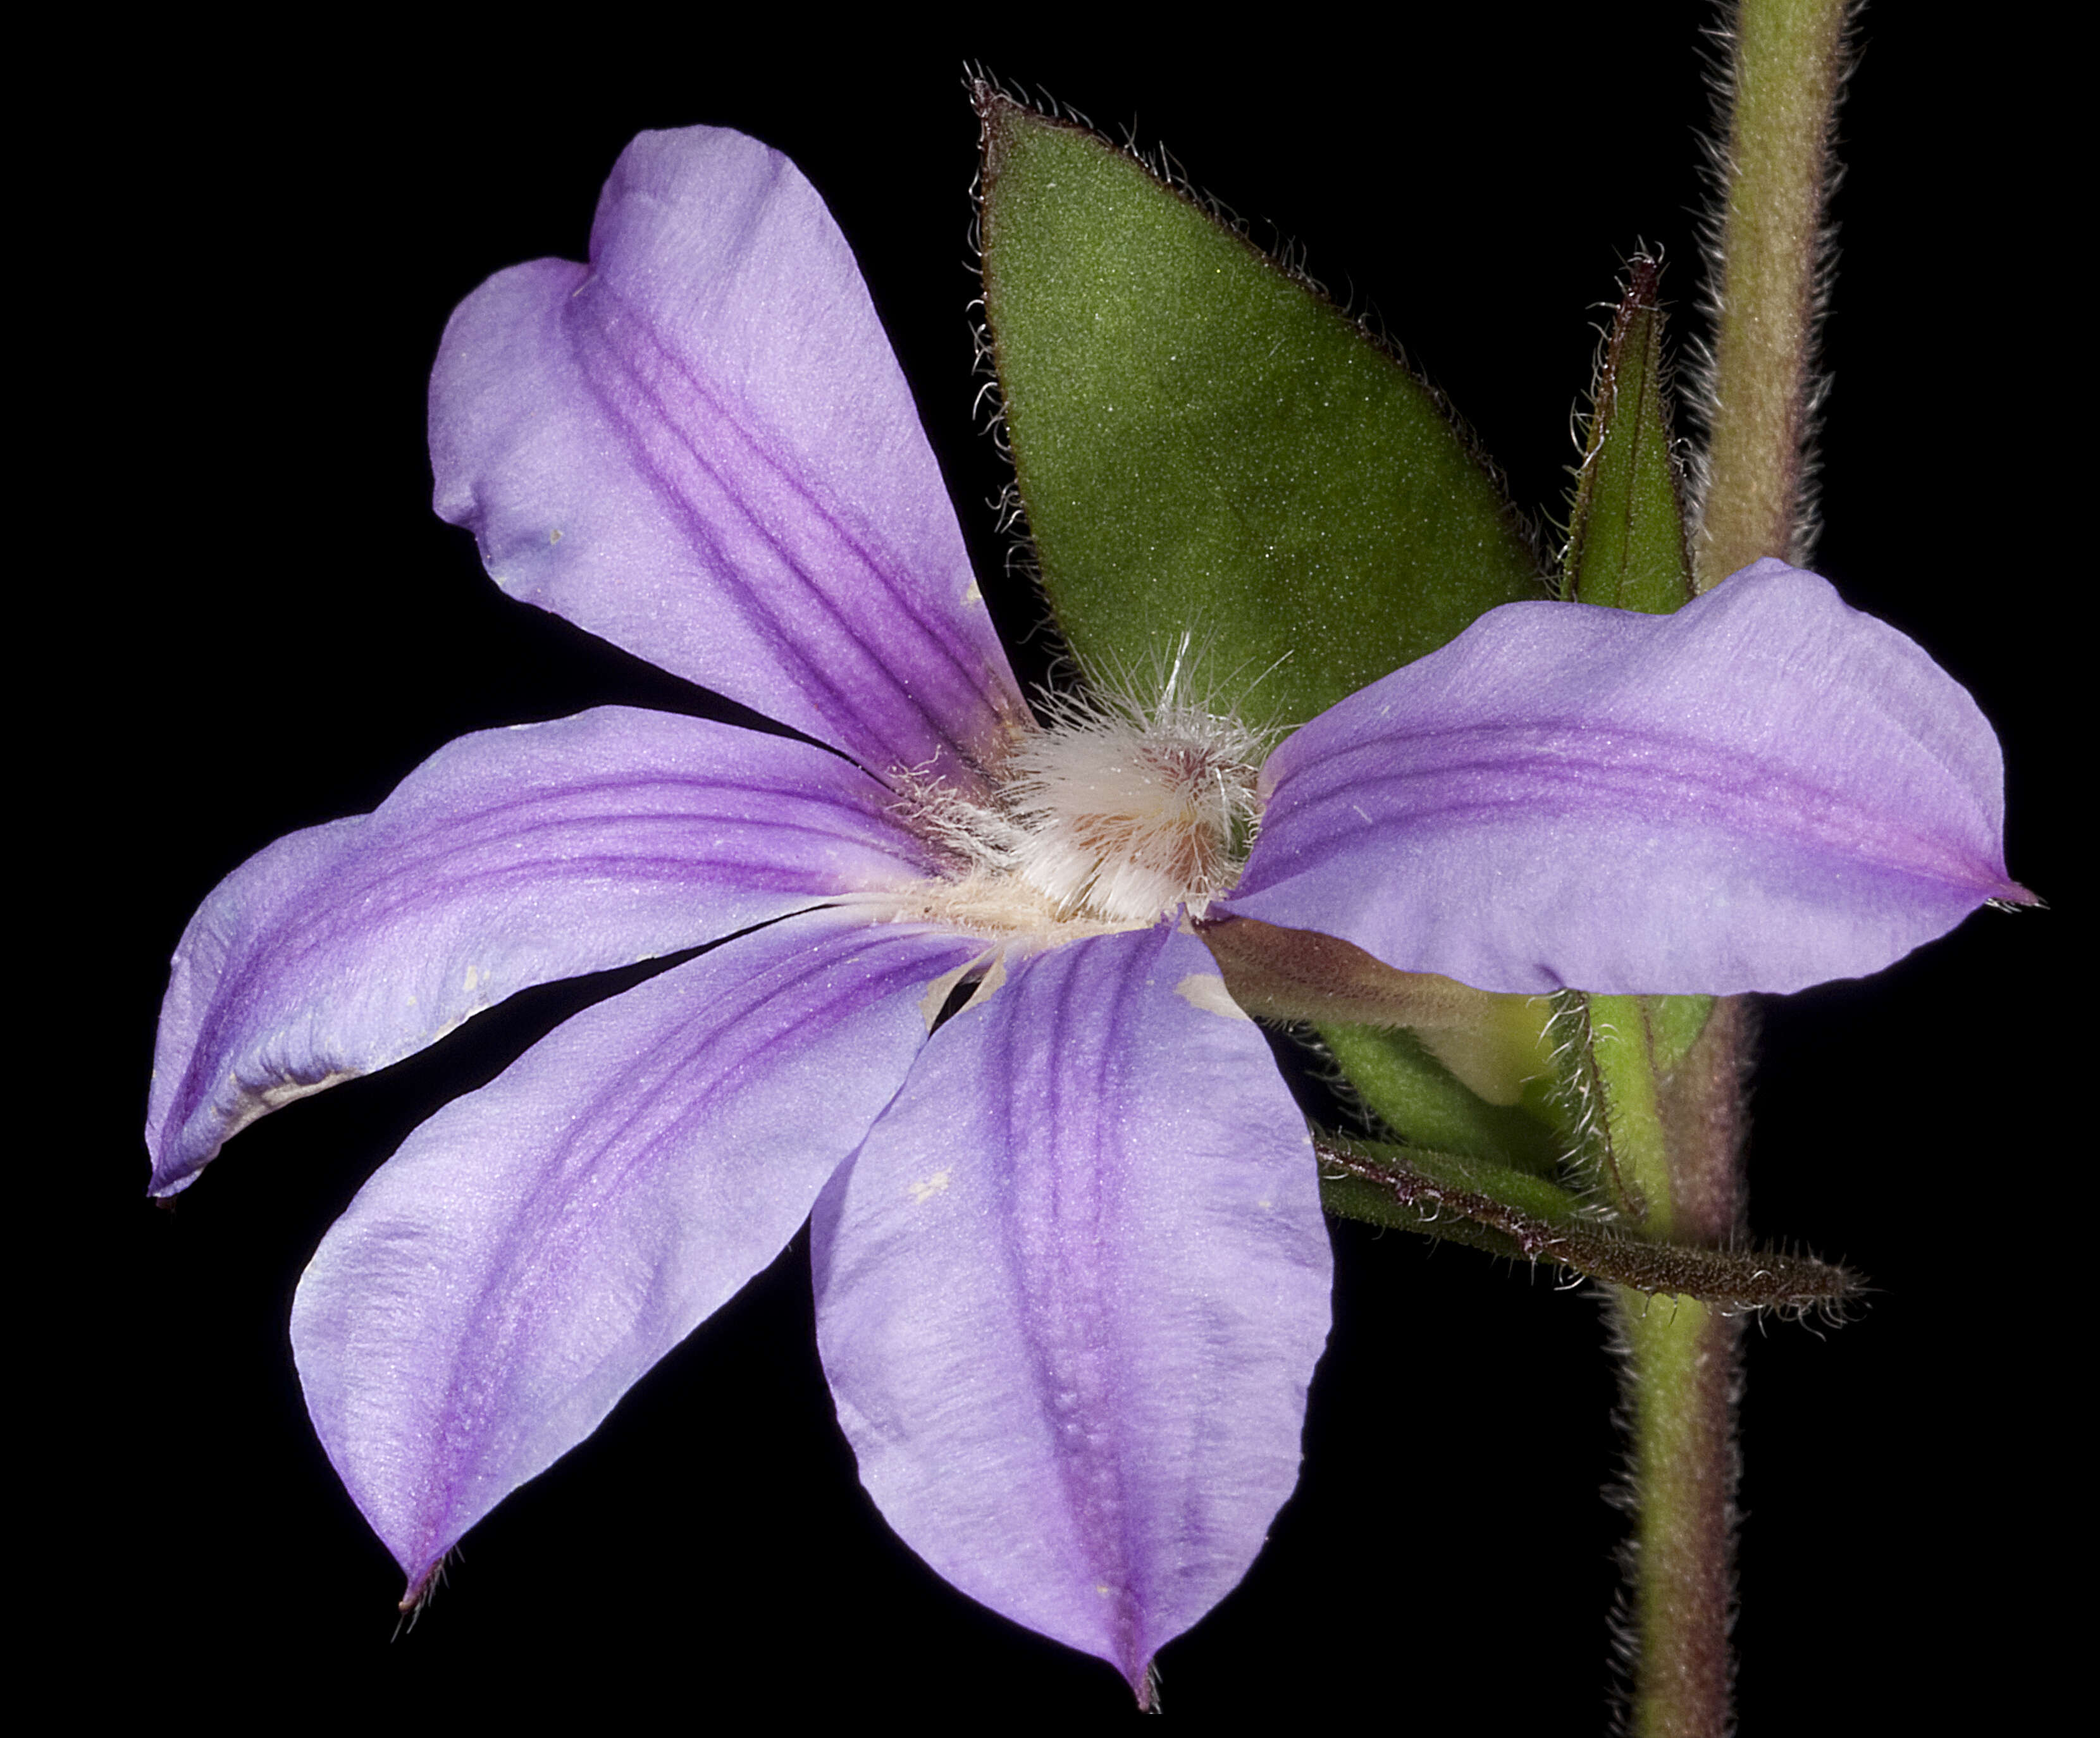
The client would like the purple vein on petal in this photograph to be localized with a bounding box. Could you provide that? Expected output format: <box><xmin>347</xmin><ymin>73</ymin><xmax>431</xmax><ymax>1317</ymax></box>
<box><xmin>566</xmin><ymin>277</ymin><xmax>1017</xmax><ymax>781</ymax></box>
<box><xmin>1285</xmin><ymin>721</ymin><xmax>2003</xmax><ymax>893</ymax></box>
<box><xmin>994</xmin><ymin>930</ymin><xmax>1146</xmax><ymax>1667</ymax></box>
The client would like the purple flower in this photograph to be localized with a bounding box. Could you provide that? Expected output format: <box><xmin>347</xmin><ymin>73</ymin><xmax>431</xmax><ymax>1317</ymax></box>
<box><xmin>145</xmin><ymin>126</ymin><xmax>2023</xmax><ymax>1698</ymax></box>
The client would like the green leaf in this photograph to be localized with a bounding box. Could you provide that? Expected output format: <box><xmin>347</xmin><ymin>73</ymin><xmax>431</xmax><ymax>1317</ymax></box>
<box><xmin>1562</xmin><ymin>256</ymin><xmax>1695</xmax><ymax>613</ymax></box>
<box><xmin>975</xmin><ymin>90</ymin><xmax>1542</xmax><ymax>728</ymax></box>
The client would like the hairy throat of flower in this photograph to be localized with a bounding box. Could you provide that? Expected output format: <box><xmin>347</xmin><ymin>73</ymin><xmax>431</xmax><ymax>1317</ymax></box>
<box><xmin>877</xmin><ymin>696</ymin><xmax>1268</xmax><ymax>947</ymax></box>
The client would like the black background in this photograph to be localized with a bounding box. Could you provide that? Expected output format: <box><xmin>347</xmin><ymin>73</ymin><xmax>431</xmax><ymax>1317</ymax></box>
<box><xmin>75</xmin><ymin>12</ymin><xmax>2066</xmax><ymax>1725</ymax></box>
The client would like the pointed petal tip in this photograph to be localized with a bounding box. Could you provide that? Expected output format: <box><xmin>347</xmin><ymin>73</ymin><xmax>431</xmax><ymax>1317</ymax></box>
<box><xmin>398</xmin><ymin>1550</ymin><xmax>448</xmax><ymax>1616</ymax></box>
<box><xmin>1131</xmin><ymin>1657</ymin><xmax>1160</xmax><ymax>1710</ymax></box>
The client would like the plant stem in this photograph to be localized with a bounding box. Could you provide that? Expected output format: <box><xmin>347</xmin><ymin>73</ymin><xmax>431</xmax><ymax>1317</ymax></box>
<box><xmin>1695</xmin><ymin>0</ymin><xmax>1851</xmax><ymax>588</ymax></box>
<box><xmin>1613</xmin><ymin>992</ymin><xmax>1751</xmax><ymax>1737</ymax></box>
<box><xmin>1617</xmin><ymin>1295</ymin><xmax>1741</xmax><ymax>1738</ymax></box>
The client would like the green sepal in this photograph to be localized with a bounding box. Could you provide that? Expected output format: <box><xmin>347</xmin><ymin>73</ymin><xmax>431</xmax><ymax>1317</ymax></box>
<box><xmin>1562</xmin><ymin>256</ymin><xmax>1695</xmax><ymax>613</ymax></box>
<box><xmin>1552</xmin><ymin>271</ymin><xmax>1717</xmax><ymax>1230</ymax></box>
<box><xmin>1318</xmin><ymin>1018</ymin><xmax>1563</xmax><ymax>1177</ymax></box>
<box><xmin>975</xmin><ymin>89</ymin><xmax>1543</xmax><ymax>728</ymax></box>
<box><xmin>1547</xmin><ymin>990</ymin><xmax>1720</xmax><ymax>1235</ymax></box>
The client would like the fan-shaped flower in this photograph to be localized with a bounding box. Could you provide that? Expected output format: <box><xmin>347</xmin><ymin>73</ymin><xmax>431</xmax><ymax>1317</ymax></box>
<box><xmin>145</xmin><ymin>126</ymin><xmax>2023</xmax><ymax>1700</ymax></box>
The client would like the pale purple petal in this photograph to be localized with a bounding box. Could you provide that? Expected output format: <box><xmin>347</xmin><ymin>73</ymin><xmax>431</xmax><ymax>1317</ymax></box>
<box><xmin>811</xmin><ymin>924</ymin><xmax>1330</xmax><ymax>1697</ymax></box>
<box><xmin>1231</xmin><ymin>561</ymin><xmax>2029</xmax><ymax>995</ymax></box>
<box><xmin>147</xmin><ymin>707</ymin><xmax>930</xmax><ymax>1195</ymax></box>
<box><xmin>429</xmin><ymin>126</ymin><xmax>1023</xmax><ymax>781</ymax></box>
<box><xmin>290</xmin><ymin>910</ymin><xmax>981</xmax><ymax>1597</ymax></box>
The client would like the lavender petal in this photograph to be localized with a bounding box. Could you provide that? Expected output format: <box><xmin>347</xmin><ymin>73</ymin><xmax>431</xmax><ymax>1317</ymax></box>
<box><xmin>429</xmin><ymin>126</ymin><xmax>1023</xmax><ymax>781</ymax></box>
<box><xmin>147</xmin><ymin>706</ymin><xmax>929</xmax><ymax>1194</ymax></box>
<box><xmin>1232</xmin><ymin>561</ymin><xmax>2030</xmax><ymax>994</ymax></box>
<box><xmin>290</xmin><ymin>909</ymin><xmax>982</xmax><ymax>1598</ymax></box>
<box><xmin>812</xmin><ymin>924</ymin><xmax>1331</xmax><ymax>1696</ymax></box>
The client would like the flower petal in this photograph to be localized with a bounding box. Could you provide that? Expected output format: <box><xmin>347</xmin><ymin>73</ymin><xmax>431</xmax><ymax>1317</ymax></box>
<box><xmin>429</xmin><ymin>126</ymin><xmax>1023</xmax><ymax>780</ymax></box>
<box><xmin>1231</xmin><ymin>561</ymin><xmax>2029</xmax><ymax>995</ymax></box>
<box><xmin>147</xmin><ymin>706</ymin><xmax>928</xmax><ymax>1194</ymax></box>
<box><xmin>289</xmin><ymin>909</ymin><xmax>981</xmax><ymax>1597</ymax></box>
<box><xmin>810</xmin><ymin>924</ymin><xmax>1331</xmax><ymax>1698</ymax></box>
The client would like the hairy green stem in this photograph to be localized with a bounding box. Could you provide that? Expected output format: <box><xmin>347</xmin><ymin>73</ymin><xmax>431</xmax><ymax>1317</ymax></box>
<box><xmin>1613</xmin><ymin>993</ymin><xmax>1751</xmax><ymax>1738</ymax></box>
<box><xmin>1617</xmin><ymin>1294</ymin><xmax>1742</xmax><ymax>1738</ymax></box>
<box><xmin>1694</xmin><ymin>0</ymin><xmax>1851</xmax><ymax>589</ymax></box>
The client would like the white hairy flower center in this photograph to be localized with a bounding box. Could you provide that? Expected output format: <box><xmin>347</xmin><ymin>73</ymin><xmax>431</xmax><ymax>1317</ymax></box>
<box><xmin>1002</xmin><ymin>713</ymin><xmax>1261</xmax><ymax>922</ymax></box>
<box><xmin>886</xmin><ymin>684</ymin><xmax>1269</xmax><ymax>940</ymax></box>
